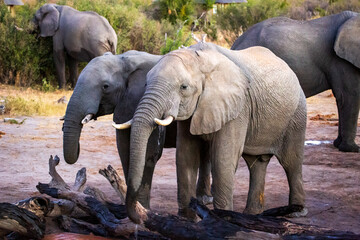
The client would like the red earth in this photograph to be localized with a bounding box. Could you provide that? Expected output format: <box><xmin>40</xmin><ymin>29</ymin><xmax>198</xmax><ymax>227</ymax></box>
<box><xmin>0</xmin><ymin>90</ymin><xmax>359</xmax><ymax>237</ymax></box>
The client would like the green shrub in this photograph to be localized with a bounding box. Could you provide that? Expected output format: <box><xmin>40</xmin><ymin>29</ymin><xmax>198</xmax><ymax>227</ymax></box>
<box><xmin>215</xmin><ymin>0</ymin><xmax>289</xmax><ymax>45</ymax></box>
<box><xmin>160</xmin><ymin>21</ymin><xmax>193</xmax><ymax>54</ymax></box>
<box><xmin>0</xmin><ymin>1</ymin><xmax>56</xmax><ymax>88</ymax></box>
<box><xmin>156</xmin><ymin>0</ymin><xmax>196</xmax><ymax>24</ymax></box>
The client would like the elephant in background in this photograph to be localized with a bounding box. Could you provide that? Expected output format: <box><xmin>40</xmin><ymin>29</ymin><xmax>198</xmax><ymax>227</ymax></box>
<box><xmin>33</xmin><ymin>4</ymin><xmax>117</xmax><ymax>89</ymax></box>
<box><xmin>232</xmin><ymin>11</ymin><xmax>360</xmax><ymax>153</ymax></box>
<box><xmin>122</xmin><ymin>42</ymin><xmax>307</xmax><ymax>223</ymax></box>
<box><xmin>62</xmin><ymin>51</ymin><xmax>212</xmax><ymax>209</ymax></box>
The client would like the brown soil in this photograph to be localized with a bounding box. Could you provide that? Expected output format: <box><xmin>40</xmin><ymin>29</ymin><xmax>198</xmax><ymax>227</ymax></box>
<box><xmin>0</xmin><ymin>90</ymin><xmax>359</xmax><ymax>237</ymax></box>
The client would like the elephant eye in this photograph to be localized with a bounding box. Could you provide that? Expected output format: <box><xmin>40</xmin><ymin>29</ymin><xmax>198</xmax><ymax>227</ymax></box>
<box><xmin>180</xmin><ymin>84</ymin><xmax>188</xmax><ymax>90</ymax></box>
<box><xmin>103</xmin><ymin>84</ymin><xmax>109</xmax><ymax>90</ymax></box>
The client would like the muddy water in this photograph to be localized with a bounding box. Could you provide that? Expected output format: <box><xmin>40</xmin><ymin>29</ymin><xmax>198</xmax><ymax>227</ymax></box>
<box><xmin>304</xmin><ymin>140</ymin><xmax>333</xmax><ymax>146</ymax></box>
<box><xmin>43</xmin><ymin>233</ymin><xmax>116</xmax><ymax>240</ymax></box>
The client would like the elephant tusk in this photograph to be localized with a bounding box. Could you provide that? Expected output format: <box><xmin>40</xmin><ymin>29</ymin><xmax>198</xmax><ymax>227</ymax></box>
<box><xmin>81</xmin><ymin>114</ymin><xmax>94</xmax><ymax>125</ymax></box>
<box><xmin>112</xmin><ymin>119</ymin><xmax>132</xmax><ymax>129</ymax></box>
<box><xmin>59</xmin><ymin>115</ymin><xmax>65</xmax><ymax>121</ymax></box>
<box><xmin>154</xmin><ymin>116</ymin><xmax>174</xmax><ymax>126</ymax></box>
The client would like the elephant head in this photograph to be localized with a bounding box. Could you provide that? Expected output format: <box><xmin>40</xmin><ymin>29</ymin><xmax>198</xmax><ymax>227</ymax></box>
<box><xmin>63</xmin><ymin>51</ymin><xmax>161</xmax><ymax>165</ymax></box>
<box><xmin>33</xmin><ymin>4</ymin><xmax>60</xmax><ymax>37</ymax></box>
<box><xmin>334</xmin><ymin>13</ymin><xmax>360</xmax><ymax>69</ymax></box>
<box><xmin>124</xmin><ymin>43</ymin><xmax>248</xmax><ymax>223</ymax></box>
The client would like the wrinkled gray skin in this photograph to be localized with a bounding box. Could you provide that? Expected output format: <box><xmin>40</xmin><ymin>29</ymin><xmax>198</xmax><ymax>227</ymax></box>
<box><xmin>232</xmin><ymin>11</ymin><xmax>360</xmax><ymax>153</ymax></box>
<box><xmin>33</xmin><ymin>4</ymin><xmax>117</xmax><ymax>89</ymax></box>
<box><xmin>62</xmin><ymin>51</ymin><xmax>211</xmax><ymax>209</ymax></box>
<box><xmin>126</xmin><ymin>42</ymin><xmax>307</xmax><ymax>223</ymax></box>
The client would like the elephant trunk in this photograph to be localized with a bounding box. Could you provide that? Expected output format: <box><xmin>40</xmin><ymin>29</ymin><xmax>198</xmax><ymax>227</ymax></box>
<box><xmin>126</xmin><ymin>86</ymin><xmax>170</xmax><ymax>223</ymax></box>
<box><xmin>62</xmin><ymin>94</ymin><xmax>84</xmax><ymax>164</ymax></box>
<box><xmin>63</xmin><ymin>120</ymin><xmax>82</xmax><ymax>164</ymax></box>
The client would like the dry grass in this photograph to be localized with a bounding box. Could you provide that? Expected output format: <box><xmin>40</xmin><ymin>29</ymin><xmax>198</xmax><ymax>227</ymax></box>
<box><xmin>0</xmin><ymin>84</ymin><xmax>73</xmax><ymax>117</ymax></box>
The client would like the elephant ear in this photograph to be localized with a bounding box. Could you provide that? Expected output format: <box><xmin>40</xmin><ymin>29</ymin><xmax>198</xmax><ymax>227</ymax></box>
<box><xmin>39</xmin><ymin>4</ymin><xmax>60</xmax><ymax>37</ymax></box>
<box><xmin>122</xmin><ymin>51</ymin><xmax>161</xmax><ymax>77</ymax></box>
<box><xmin>334</xmin><ymin>16</ymin><xmax>360</xmax><ymax>69</ymax></box>
<box><xmin>190</xmin><ymin>50</ymin><xmax>248</xmax><ymax>135</ymax></box>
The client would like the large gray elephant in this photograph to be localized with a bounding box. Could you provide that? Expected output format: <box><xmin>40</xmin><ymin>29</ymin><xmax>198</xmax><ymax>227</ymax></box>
<box><xmin>62</xmin><ymin>51</ymin><xmax>211</xmax><ymax>209</ymax></box>
<box><xmin>33</xmin><ymin>4</ymin><xmax>117</xmax><ymax>89</ymax></box>
<box><xmin>120</xmin><ymin>42</ymin><xmax>307</xmax><ymax>224</ymax></box>
<box><xmin>232</xmin><ymin>11</ymin><xmax>360</xmax><ymax>153</ymax></box>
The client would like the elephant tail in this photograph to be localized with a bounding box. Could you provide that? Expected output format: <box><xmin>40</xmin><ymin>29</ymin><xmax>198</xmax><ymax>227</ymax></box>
<box><xmin>108</xmin><ymin>39</ymin><xmax>116</xmax><ymax>54</ymax></box>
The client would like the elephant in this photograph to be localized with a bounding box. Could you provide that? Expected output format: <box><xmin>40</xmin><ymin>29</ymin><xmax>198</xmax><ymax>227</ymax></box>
<box><xmin>62</xmin><ymin>51</ymin><xmax>212</xmax><ymax>209</ymax></box>
<box><xmin>231</xmin><ymin>11</ymin><xmax>360</xmax><ymax>153</ymax></box>
<box><xmin>33</xmin><ymin>4</ymin><xmax>117</xmax><ymax>89</ymax></box>
<box><xmin>120</xmin><ymin>42</ymin><xmax>307</xmax><ymax>224</ymax></box>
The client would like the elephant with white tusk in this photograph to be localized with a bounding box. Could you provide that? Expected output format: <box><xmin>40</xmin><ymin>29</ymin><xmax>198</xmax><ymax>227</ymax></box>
<box><xmin>62</xmin><ymin>51</ymin><xmax>212</xmax><ymax>209</ymax></box>
<box><xmin>123</xmin><ymin>42</ymin><xmax>307</xmax><ymax>224</ymax></box>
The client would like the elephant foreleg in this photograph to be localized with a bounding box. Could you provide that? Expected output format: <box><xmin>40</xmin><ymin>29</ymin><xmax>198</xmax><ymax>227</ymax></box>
<box><xmin>211</xmin><ymin>119</ymin><xmax>244</xmax><ymax>211</ymax></box>
<box><xmin>53</xmin><ymin>49</ymin><xmax>66</xmax><ymax>89</ymax></box>
<box><xmin>116</xmin><ymin>129</ymin><xmax>130</xmax><ymax>180</ymax></box>
<box><xmin>137</xmin><ymin>159</ymin><xmax>156</xmax><ymax>209</ymax></box>
<box><xmin>68</xmin><ymin>56</ymin><xmax>79</xmax><ymax>89</ymax></box>
<box><xmin>242</xmin><ymin>154</ymin><xmax>270</xmax><ymax>215</ymax></box>
<box><xmin>196</xmin><ymin>144</ymin><xmax>213</xmax><ymax>205</ymax></box>
<box><xmin>176</xmin><ymin>120</ymin><xmax>202</xmax><ymax>220</ymax></box>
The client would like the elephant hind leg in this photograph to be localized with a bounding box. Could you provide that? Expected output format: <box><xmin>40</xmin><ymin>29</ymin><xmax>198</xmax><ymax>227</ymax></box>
<box><xmin>68</xmin><ymin>55</ymin><xmax>79</xmax><ymax>89</ymax></box>
<box><xmin>275</xmin><ymin>129</ymin><xmax>307</xmax><ymax>217</ymax></box>
<box><xmin>242</xmin><ymin>154</ymin><xmax>271</xmax><ymax>215</ymax></box>
<box><xmin>53</xmin><ymin>49</ymin><xmax>66</xmax><ymax>89</ymax></box>
<box><xmin>333</xmin><ymin>92</ymin><xmax>360</xmax><ymax>152</ymax></box>
<box><xmin>330</xmin><ymin>65</ymin><xmax>360</xmax><ymax>152</ymax></box>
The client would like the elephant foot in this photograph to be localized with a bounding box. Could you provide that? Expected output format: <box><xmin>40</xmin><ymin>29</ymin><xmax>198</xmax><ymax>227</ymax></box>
<box><xmin>286</xmin><ymin>207</ymin><xmax>308</xmax><ymax>218</ymax></box>
<box><xmin>261</xmin><ymin>204</ymin><xmax>308</xmax><ymax>218</ymax></box>
<box><xmin>333</xmin><ymin>136</ymin><xmax>341</xmax><ymax>148</ymax></box>
<box><xmin>243</xmin><ymin>206</ymin><xmax>263</xmax><ymax>215</ymax></box>
<box><xmin>197</xmin><ymin>195</ymin><xmax>213</xmax><ymax>205</ymax></box>
<box><xmin>338</xmin><ymin>143</ymin><xmax>360</xmax><ymax>152</ymax></box>
<box><xmin>334</xmin><ymin>137</ymin><xmax>359</xmax><ymax>152</ymax></box>
<box><xmin>178</xmin><ymin>207</ymin><xmax>197</xmax><ymax>221</ymax></box>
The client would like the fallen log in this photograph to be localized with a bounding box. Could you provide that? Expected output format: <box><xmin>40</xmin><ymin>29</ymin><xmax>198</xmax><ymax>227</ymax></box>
<box><xmin>199</xmin><ymin>200</ymin><xmax>360</xmax><ymax>240</ymax></box>
<box><xmin>56</xmin><ymin>215</ymin><xmax>108</xmax><ymax>236</ymax></box>
<box><xmin>0</xmin><ymin>202</ymin><xmax>45</xmax><ymax>239</ymax></box>
<box><xmin>30</xmin><ymin>155</ymin><xmax>360</xmax><ymax>239</ymax></box>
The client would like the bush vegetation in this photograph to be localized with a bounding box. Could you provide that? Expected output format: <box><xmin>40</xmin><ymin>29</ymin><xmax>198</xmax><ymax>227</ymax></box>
<box><xmin>0</xmin><ymin>0</ymin><xmax>359</xmax><ymax>90</ymax></box>
<box><xmin>0</xmin><ymin>84</ymin><xmax>72</xmax><ymax>116</ymax></box>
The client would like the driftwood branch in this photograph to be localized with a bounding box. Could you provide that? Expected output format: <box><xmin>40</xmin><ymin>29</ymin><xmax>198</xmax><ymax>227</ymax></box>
<box><xmin>99</xmin><ymin>165</ymin><xmax>127</xmax><ymax>204</ymax></box>
<box><xmin>48</xmin><ymin>155</ymin><xmax>69</xmax><ymax>190</ymax></box>
<box><xmin>0</xmin><ymin>203</ymin><xmax>45</xmax><ymax>239</ymax></box>
<box><xmin>73</xmin><ymin>167</ymin><xmax>87</xmax><ymax>192</ymax></box>
<box><xmin>36</xmin><ymin>183</ymin><xmax>139</xmax><ymax>237</ymax></box>
<box><xmin>37</xmin><ymin>156</ymin><xmax>141</xmax><ymax>238</ymax></box>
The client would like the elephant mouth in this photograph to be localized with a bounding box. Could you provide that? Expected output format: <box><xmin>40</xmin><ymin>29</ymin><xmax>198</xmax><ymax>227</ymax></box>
<box><xmin>94</xmin><ymin>104</ymin><xmax>115</xmax><ymax>118</ymax></box>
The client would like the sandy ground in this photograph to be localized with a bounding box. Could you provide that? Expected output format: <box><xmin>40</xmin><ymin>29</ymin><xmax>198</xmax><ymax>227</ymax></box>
<box><xmin>0</xmin><ymin>90</ymin><xmax>359</xmax><ymax>237</ymax></box>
